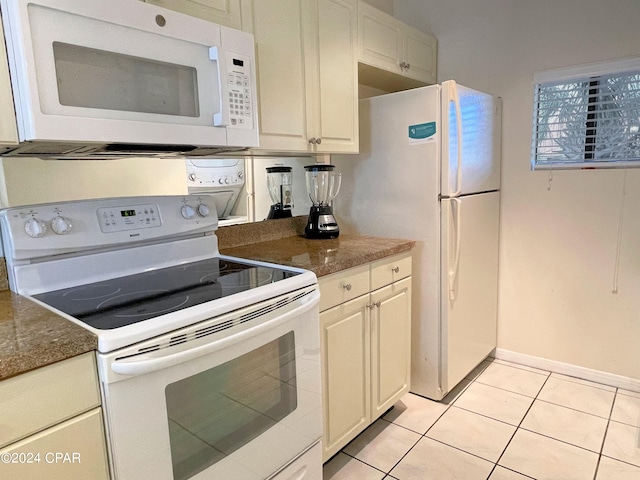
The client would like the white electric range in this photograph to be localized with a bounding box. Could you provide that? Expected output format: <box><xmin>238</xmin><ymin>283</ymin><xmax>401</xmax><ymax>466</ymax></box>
<box><xmin>0</xmin><ymin>195</ymin><xmax>323</xmax><ymax>480</ymax></box>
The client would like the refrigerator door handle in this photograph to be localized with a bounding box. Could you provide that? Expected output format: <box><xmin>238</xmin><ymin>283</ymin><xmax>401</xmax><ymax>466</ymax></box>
<box><xmin>449</xmin><ymin>197</ymin><xmax>462</xmax><ymax>301</ymax></box>
<box><xmin>451</xmin><ymin>81</ymin><xmax>463</xmax><ymax>197</ymax></box>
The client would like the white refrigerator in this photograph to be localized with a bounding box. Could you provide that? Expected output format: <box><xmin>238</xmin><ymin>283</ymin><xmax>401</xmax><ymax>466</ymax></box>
<box><xmin>332</xmin><ymin>81</ymin><xmax>502</xmax><ymax>400</ymax></box>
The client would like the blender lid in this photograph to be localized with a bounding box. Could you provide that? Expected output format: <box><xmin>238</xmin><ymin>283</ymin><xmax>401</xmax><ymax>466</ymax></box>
<box><xmin>304</xmin><ymin>164</ymin><xmax>335</xmax><ymax>171</ymax></box>
<box><xmin>266</xmin><ymin>166</ymin><xmax>292</xmax><ymax>173</ymax></box>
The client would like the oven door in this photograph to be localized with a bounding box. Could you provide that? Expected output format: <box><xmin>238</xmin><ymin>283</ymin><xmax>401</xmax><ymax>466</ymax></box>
<box><xmin>97</xmin><ymin>285</ymin><xmax>322</xmax><ymax>480</ymax></box>
<box><xmin>1</xmin><ymin>0</ymin><xmax>258</xmax><ymax>147</ymax></box>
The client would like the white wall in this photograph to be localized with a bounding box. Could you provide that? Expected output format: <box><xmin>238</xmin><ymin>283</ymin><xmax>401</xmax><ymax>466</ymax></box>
<box><xmin>394</xmin><ymin>0</ymin><xmax>640</xmax><ymax>380</ymax></box>
<box><xmin>0</xmin><ymin>157</ymin><xmax>187</xmax><ymax>207</ymax></box>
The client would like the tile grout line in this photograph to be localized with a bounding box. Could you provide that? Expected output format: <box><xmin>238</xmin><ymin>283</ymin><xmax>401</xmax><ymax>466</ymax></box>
<box><xmin>532</xmin><ymin>396</ymin><xmax>613</xmax><ymax>421</ymax></box>
<box><xmin>501</xmin><ymin>381</ymin><xmax>615</xmax><ymax>453</ymax></box>
<box><xmin>548</xmin><ymin>374</ymin><xmax>620</xmax><ymax>393</ymax></box>
<box><xmin>473</xmin><ymin>378</ymin><xmax>547</xmax><ymax>399</ymax></box>
<box><xmin>377</xmin><ymin>430</ymin><xmax>428</xmax><ymax>477</ymax></box>
<box><xmin>487</xmin><ymin>369</ymin><xmax>552</xmax><ymax>479</ymax></box>
<box><xmin>451</xmin><ymin>403</ymin><xmax>528</xmax><ymax>429</ymax></box>
<box><xmin>598</xmin><ymin>454</ymin><xmax>640</xmax><ymax>470</ymax></box>
<box><xmin>405</xmin><ymin>362</ymin><xmax>550</xmax><ymax>480</ymax></box>
<box><xmin>332</xmin><ymin>451</ymin><xmax>389</xmax><ymax>477</ymax></box>
<box><xmin>516</xmin><ymin>426</ymin><xmax>606</xmax><ymax>456</ymax></box>
<box><xmin>328</xmin><ymin>358</ymin><xmax>636</xmax><ymax>479</ymax></box>
<box><xmin>369</xmin><ymin>377</ymin><xmax>477</xmax><ymax>478</ymax></box>
<box><xmin>411</xmin><ymin>360</ymin><xmax>549</xmax><ymax>479</ymax></box>
<box><xmin>381</xmin><ymin>392</ymin><xmax>458</xmax><ymax>477</ymax></box>
<box><xmin>591</xmin><ymin>387</ymin><xmax>619</xmax><ymax>480</ymax></box>
<box><xmin>489</xmin><ymin>358</ymin><xmax>551</xmax><ymax>377</ymax></box>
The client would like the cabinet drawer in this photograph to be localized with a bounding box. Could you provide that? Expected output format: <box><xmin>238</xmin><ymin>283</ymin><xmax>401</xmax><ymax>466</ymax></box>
<box><xmin>370</xmin><ymin>252</ymin><xmax>412</xmax><ymax>290</ymax></box>
<box><xmin>0</xmin><ymin>408</ymin><xmax>109</xmax><ymax>480</ymax></box>
<box><xmin>0</xmin><ymin>353</ymin><xmax>100</xmax><ymax>448</ymax></box>
<box><xmin>319</xmin><ymin>264</ymin><xmax>370</xmax><ymax>311</ymax></box>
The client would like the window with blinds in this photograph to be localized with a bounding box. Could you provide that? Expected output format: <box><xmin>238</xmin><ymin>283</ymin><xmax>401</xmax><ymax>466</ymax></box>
<box><xmin>531</xmin><ymin>57</ymin><xmax>640</xmax><ymax>169</ymax></box>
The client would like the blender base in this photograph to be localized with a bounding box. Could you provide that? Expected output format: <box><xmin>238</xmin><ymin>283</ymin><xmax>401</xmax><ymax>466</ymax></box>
<box><xmin>267</xmin><ymin>204</ymin><xmax>293</xmax><ymax>220</ymax></box>
<box><xmin>305</xmin><ymin>206</ymin><xmax>340</xmax><ymax>239</ymax></box>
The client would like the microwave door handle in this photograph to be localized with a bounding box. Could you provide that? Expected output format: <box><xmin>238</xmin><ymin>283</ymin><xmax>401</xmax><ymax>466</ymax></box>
<box><xmin>209</xmin><ymin>46</ymin><xmax>230</xmax><ymax>127</ymax></box>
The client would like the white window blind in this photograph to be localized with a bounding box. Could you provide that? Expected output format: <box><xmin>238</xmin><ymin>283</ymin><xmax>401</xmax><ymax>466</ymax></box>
<box><xmin>531</xmin><ymin>57</ymin><xmax>640</xmax><ymax>169</ymax></box>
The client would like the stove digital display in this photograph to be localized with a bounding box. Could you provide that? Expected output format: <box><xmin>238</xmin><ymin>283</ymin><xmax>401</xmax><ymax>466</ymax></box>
<box><xmin>121</xmin><ymin>210</ymin><xmax>136</xmax><ymax>217</ymax></box>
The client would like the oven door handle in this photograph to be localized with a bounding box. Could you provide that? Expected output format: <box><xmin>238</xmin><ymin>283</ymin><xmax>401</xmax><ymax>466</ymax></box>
<box><xmin>110</xmin><ymin>289</ymin><xmax>319</xmax><ymax>376</ymax></box>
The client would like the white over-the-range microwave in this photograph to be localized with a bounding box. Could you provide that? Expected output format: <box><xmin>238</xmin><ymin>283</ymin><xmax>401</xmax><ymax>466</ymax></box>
<box><xmin>0</xmin><ymin>0</ymin><xmax>259</xmax><ymax>159</ymax></box>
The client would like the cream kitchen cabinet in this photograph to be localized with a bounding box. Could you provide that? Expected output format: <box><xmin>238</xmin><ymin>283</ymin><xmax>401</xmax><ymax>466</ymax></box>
<box><xmin>143</xmin><ymin>0</ymin><xmax>242</xmax><ymax>29</ymax></box>
<box><xmin>0</xmin><ymin>353</ymin><xmax>110</xmax><ymax>480</ymax></box>
<box><xmin>357</xmin><ymin>0</ymin><xmax>437</xmax><ymax>89</ymax></box>
<box><xmin>319</xmin><ymin>252</ymin><xmax>412</xmax><ymax>461</ymax></box>
<box><xmin>241</xmin><ymin>0</ymin><xmax>359</xmax><ymax>154</ymax></box>
<box><xmin>0</xmin><ymin>16</ymin><xmax>18</xmax><ymax>149</ymax></box>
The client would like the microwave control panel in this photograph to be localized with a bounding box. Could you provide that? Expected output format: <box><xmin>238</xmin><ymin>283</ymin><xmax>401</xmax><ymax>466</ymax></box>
<box><xmin>225</xmin><ymin>51</ymin><xmax>253</xmax><ymax>129</ymax></box>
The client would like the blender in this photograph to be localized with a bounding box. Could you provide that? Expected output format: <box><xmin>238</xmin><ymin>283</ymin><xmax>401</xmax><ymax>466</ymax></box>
<box><xmin>266</xmin><ymin>165</ymin><xmax>293</xmax><ymax>219</ymax></box>
<box><xmin>304</xmin><ymin>164</ymin><xmax>341</xmax><ymax>239</ymax></box>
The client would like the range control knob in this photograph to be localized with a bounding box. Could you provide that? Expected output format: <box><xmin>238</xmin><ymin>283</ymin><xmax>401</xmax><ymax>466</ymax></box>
<box><xmin>181</xmin><ymin>205</ymin><xmax>196</xmax><ymax>219</ymax></box>
<box><xmin>197</xmin><ymin>203</ymin><xmax>210</xmax><ymax>217</ymax></box>
<box><xmin>24</xmin><ymin>218</ymin><xmax>47</xmax><ymax>238</ymax></box>
<box><xmin>50</xmin><ymin>216</ymin><xmax>73</xmax><ymax>235</ymax></box>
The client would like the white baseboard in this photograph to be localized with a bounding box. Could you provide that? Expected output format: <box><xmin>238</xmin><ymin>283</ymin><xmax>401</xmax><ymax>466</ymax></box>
<box><xmin>492</xmin><ymin>348</ymin><xmax>640</xmax><ymax>393</ymax></box>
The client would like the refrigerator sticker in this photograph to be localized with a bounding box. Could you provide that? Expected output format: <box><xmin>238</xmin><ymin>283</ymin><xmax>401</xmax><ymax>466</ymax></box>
<box><xmin>408</xmin><ymin>122</ymin><xmax>436</xmax><ymax>145</ymax></box>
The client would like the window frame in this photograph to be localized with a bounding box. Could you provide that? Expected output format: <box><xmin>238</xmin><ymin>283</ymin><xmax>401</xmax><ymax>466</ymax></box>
<box><xmin>531</xmin><ymin>56</ymin><xmax>640</xmax><ymax>170</ymax></box>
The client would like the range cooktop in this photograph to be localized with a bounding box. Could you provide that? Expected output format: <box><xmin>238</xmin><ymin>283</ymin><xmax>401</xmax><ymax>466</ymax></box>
<box><xmin>33</xmin><ymin>258</ymin><xmax>300</xmax><ymax>330</ymax></box>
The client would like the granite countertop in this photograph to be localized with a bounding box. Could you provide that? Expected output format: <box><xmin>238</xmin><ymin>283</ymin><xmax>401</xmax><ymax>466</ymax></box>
<box><xmin>217</xmin><ymin>216</ymin><xmax>415</xmax><ymax>277</ymax></box>
<box><xmin>0</xmin><ymin>217</ymin><xmax>414</xmax><ymax>381</ymax></box>
<box><xmin>221</xmin><ymin>233</ymin><xmax>415</xmax><ymax>277</ymax></box>
<box><xmin>0</xmin><ymin>290</ymin><xmax>97</xmax><ymax>381</ymax></box>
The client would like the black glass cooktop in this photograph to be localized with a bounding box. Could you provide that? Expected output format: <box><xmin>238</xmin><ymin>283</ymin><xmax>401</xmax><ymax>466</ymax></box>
<box><xmin>33</xmin><ymin>258</ymin><xmax>300</xmax><ymax>330</ymax></box>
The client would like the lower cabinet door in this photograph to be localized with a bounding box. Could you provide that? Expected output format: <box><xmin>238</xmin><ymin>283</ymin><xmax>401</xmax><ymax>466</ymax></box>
<box><xmin>0</xmin><ymin>408</ymin><xmax>110</xmax><ymax>480</ymax></box>
<box><xmin>320</xmin><ymin>294</ymin><xmax>371</xmax><ymax>461</ymax></box>
<box><xmin>370</xmin><ymin>277</ymin><xmax>412</xmax><ymax>418</ymax></box>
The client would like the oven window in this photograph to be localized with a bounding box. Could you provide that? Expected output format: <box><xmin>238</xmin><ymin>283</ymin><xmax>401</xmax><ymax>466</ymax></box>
<box><xmin>53</xmin><ymin>42</ymin><xmax>199</xmax><ymax>117</ymax></box>
<box><xmin>165</xmin><ymin>332</ymin><xmax>297</xmax><ymax>480</ymax></box>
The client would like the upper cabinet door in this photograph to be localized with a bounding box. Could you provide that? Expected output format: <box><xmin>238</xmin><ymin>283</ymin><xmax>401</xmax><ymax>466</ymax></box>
<box><xmin>144</xmin><ymin>0</ymin><xmax>242</xmax><ymax>29</ymax></box>
<box><xmin>309</xmin><ymin>0</ymin><xmax>359</xmax><ymax>153</ymax></box>
<box><xmin>403</xmin><ymin>26</ymin><xmax>437</xmax><ymax>85</ymax></box>
<box><xmin>241</xmin><ymin>0</ymin><xmax>311</xmax><ymax>152</ymax></box>
<box><xmin>0</xmin><ymin>18</ymin><xmax>18</xmax><ymax>147</ymax></box>
<box><xmin>242</xmin><ymin>0</ymin><xmax>358</xmax><ymax>154</ymax></box>
<box><xmin>357</xmin><ymin>0</ymin><xmax>437</xmax><ymax>87</ymax></box>
<box><xmin>357</xmin><ymin>1</ymin><xmax>403</xmax><ymax>75</ymax></box>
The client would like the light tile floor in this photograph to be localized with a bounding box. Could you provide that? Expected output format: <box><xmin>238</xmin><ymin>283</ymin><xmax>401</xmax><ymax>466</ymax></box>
<box><xmin>323</xmin><ymin>358</ymin><xmax>640</xmax><ymax>480</ymax></box>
